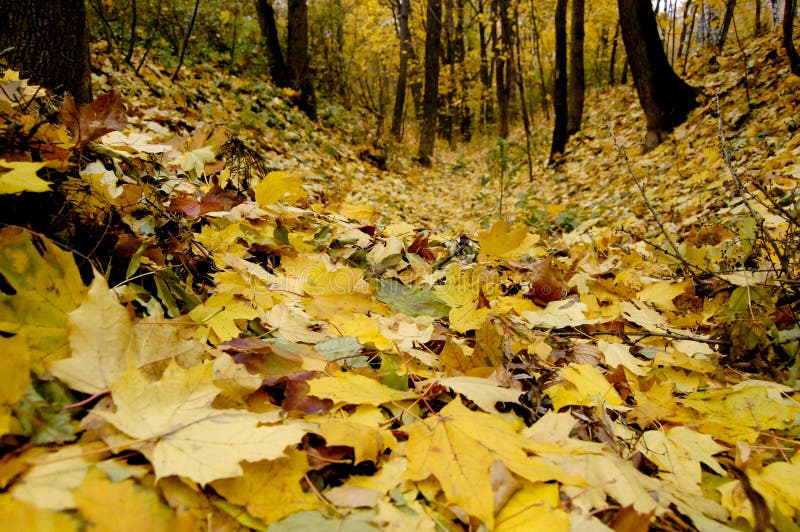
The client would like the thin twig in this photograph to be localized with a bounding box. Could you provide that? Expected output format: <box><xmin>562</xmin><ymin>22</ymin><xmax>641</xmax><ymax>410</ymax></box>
<box><xmin>715</xmin><ymin>93</ymin><xmax>788</xmax><ymax>275</ymax></box>
<box><xmin>607</xmin><ymin>122</ymin><xmax>691</xmax><ymax>270</ymax></box>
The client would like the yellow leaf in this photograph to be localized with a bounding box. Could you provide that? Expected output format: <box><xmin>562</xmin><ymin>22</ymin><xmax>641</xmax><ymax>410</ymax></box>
<box><xmin>597</xmin><ymin>340</ymin><xmax>648</xmax><ymax>376</ymax></box>
<box><xmin>329</xmin><ymin>313</ymin><xmax>393</xmax><ymax>351</ymax></box>
<box><xmin>255</xmin><ymin>170</ymin><xmax>306</xmax><ymax>206</ymax></box>
<box><xmin>11</xmin><ymin>444</ymin><xmax>98</xmax><ymax>511</ymax></box>
<box><xmin>546</xmin><ymin>364</ymin><xmax>623</xmax><ymax>410</ymax></box>
<box><xmin>308</xmin><ymin>372</ymin><xmax>416</xmax><ymax>406</ymax></box>
<box><xmin>478</xmin><ymin>221</ymin><xmax>539</xmax><ymax>262</ymax></box>
<box><xmin>636</xmin><ymin>426</ymin><xmax>726</xmax><ymax>494</ymax></box>
<box><xmin>0</xmin><ymin>336</ymin><xmax>30</xmax><ymax>435</ymax></box>
<box><xmin>750</xmin><ymin>454</ymin><xmax>800</xmax><ymax>519</ymax></box>
<box><xmin>496</xmin><ymin>482</ymin><xmax>569</xmax><ymax>531</ymax></box>
<box><xmin>435</xmin><ymin>376</ymin><xmax>521</xmax><ymax>414</ymax></box>
<box><xmin>168</xmin><ymin>146</ymin><xmax>216</xmax><ymax>176</ymax></box>
<box><xmin>73</xmin><ymin>470</ymin><xmax>178</xmax><ymax>532</ymax></box>
<box><xmin>0</xmin><ymin>159</ymin><xmax>50</xmax><ymax>194</ymax></box>
<box><xmin>212</xmin><ymin>448</ymin><xmax>321</xmax><ymax>524</ymax></box>
<box><xmin>405</xmin><ymin>398</ymin><xmax>577</xmax><ymax>527</ymax></box>
<box><xmin>0</xmin><ymin>228</ymin><xmax>87</xmax><ymax>372</ymax></box>
<box><xmin>637</xmin><ymin>280</ymin><xmax>689</xmax><ymax>311</ymax></box>
<box><xmin>50</xmin><ymin>274</ymin><xmax>132</xmax><ymax>394</ymax></box>
<box><xmin>188</xmin><ymin>292</ymin><xmax>259</xmax><ymax>343</ymax></box>
<box><xmin>313</xmin><ymin>417</ymin><xmax>397</xmax><ymax>464</ymax></box>
<box><xmin>94</xmin><ymin>362</ymin><xmax>306</xmax><ymax>485</ymax></box>
<box><xmin>0</xmin><ymin>494</ymin><xmax>78</xmax><ymax>531</ymax></box>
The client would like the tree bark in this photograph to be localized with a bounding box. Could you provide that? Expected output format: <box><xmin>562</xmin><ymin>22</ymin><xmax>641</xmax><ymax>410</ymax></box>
<box><xmin>783</xmin><ymin>0</ymin><xmax>800</xmax><ymax>75</ymax></box>
<box><xmin>417</xmin><ymin>0</ymin><xmax>442</xmax><ymax>166</ymax></box>
<box><xmin>495</xmin><ymin>0</ymin><xmax>514</xmax><ymax>139</ymax></box>
<box><xmin>286</xmin><ymin>0</ymin><xmax>317</xmax><ymax>120</ymax></box>
<box><xmin>0</xmin><ymin>0</ymin><xmax>92</xmax><ymax>102</ymax></box>
<box><xmin>255</xmin><ymin>0</ymin><xmax>289</xmax><ymax>87</ymax></box>
<box><xmin>609</xmin><ymin>21</ymin><xmax>621</xmax><ymax>83</ymax></box>
<box><xmin>548</xmin><ymin>0</ymin><xmax>568</xmax><ymax>165</ymax></box>
<box><xmin>618</xmin><ymin>0</ymin><xmax>700</xmax><ymax>149</ymax></box>
<box><xmin>391</xmin><ymin>0</ymin><xmax>413</xmax><ymax>139</ymax></box>
<box><xmin>567</xmin><ymin>0</ymin><xmax>586</xmax><ymax>136</ymax></box>
<box><xmin>717</xmin><ymin>0</ymin><xmax>737</xmax><ymax>52</ymax></box>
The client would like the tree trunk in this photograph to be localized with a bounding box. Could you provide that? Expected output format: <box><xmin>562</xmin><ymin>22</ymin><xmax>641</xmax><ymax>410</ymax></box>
<box><xmin>676</xmin><ymin>0</ymin><xmax>693</xmax><ymax>57</ymax></box>
<box><xmin>567</xmin><ymin>0</ymin><xmax>586</xmax><ymax>136</ymax></box>
<box><xmin>417</xmin><ymin>0</ymin><xmax>442</xmax><ymax>166</ymax></box>
<box><xmin>609</xmin><ymin>21</ymin><xmax>620</xmax><ymax>83</ymax></box>
<box><xmin>254</xmin><ymin>0</ymin><xmax>289</xmax><ymax>87</ymax></box>
<box><xmin>286</xmin><ymin>0</ymin><xmax>317</xmax><ymax>120</ymax></box>
<box><xmin>495</xmin><ymin>0</ymin><xmax>514</xmax><ymax>139</ymax></box>
<box><xmin>455</xmin><ymin>0</ymin><xmax>472</xmax><ymax>141</ymax></box>
<box><xmin>548</xmin><ymin>0</ymin><xmax>568</xmax><ymax>165</ymax></box>
<box><xmin>476</xmin><ymin>0</ymin><xmax>494</xmax><ymax>127</ymax></box>
<box><xmin>391</xmin><ymin>0</ymin><xmax>412</xmax><ymax>139</ymax></box>
<box><xmin>0</xmin><ymin>0</ymin><xmax>92</xmax><ymax>102</ymax></box>
<box><xmin>717</xmin><ymin>0</ymin><xmax>737</xmax><ymax>52</ymax></box>
<box><xmin>783</xmin><ymin>0</ymin><xmax>800</xmax><ymax>75</ymax></box>
<box><xmin>618</xmin><ymin>0</ymin><xmax>700</xmax><ymax>150</ymax></box>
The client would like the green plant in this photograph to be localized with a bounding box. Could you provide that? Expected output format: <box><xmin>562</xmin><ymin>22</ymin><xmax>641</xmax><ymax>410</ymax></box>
<box><xmin>481</xmin><ymin>137</ymin><xmax>523</xmax><ymax>220</ymax></box>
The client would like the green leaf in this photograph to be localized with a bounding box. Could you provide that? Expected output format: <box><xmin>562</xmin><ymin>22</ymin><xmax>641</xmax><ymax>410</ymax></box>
<box><xmin>374</xmin><ymin>278</ymin><xmax>450</xmax><ymax>318</ymax></box>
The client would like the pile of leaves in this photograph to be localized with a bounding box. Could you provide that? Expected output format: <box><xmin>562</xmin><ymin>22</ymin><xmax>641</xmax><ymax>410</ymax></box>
<box><xmin>1</xmin><ymin>34</ymin><xmax>800</xmax><ymax>531</ymax></box>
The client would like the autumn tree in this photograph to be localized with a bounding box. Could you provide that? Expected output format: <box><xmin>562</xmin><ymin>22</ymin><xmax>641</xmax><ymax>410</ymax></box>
<box><xmin>495</xmin><ymin>0</ymin><xmax>515</xmax><ymax>139</ymax></box>
<box><xmin>548</xmin><ymin>0</ymin><xmax>569</xmax><ymax>164</ymax></box>
<box><xmin>254</xmin><ymin>0</ymin><xmax>316</xmax><ymax>119</ymax></box>
<box><xmin>783</xmin><ymin>0</ymin><xmax>800</xmax><ymax>74</ymax></box>
<box><xmin>0</xmin><ymin>0</ymin><xmax>92</xmax><ymax>102</ymax></box>
<box><xmin>567</xmin><ymin>0</ymin><xmax>586</xmax><ymax>136</ymax></box>
<box><xmin>417</xmin><ymin>0</ymin><xmax>442</xmax><ymax>166</ymax></box>
<box><xmin>618</xmin><ymin>0</ymin><xmax>699</xmax><ymax>149</ymax></box>
<box><xmin>255</xmin><ymin>0</ymin><xmax>290</xmax><ymax>87</ymax></box>
<box><xmin>391</xmin><ymin>0</ymin><xmax>414</xmax><ymax>139</ymax></box>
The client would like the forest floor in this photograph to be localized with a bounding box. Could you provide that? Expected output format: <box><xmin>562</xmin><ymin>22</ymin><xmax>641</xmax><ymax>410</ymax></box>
<box><xmin>1</xmin><ymin>29</ymin><xmax>800</xmax><ymax>531</ymax></box>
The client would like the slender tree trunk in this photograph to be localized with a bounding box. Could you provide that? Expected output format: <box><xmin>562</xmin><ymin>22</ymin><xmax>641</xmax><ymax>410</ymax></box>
<box><xmin>618</xmin><ymin>0</ymin><xmax>700</xmax><ymax>149</ymax></box>
<box><xmin>548</xmin><ymin>0</ymin><xmax>568</xmax><ymax>165</ymax></box>
<box><xmin>440</xmin><ymin>0</ymin><xmax>455</xmax><ymax>143</ymax></box>
<box><xmin>418</xmin><ymin>0</ymin><xmax>442</xmax><ymax>166</ymax></box>
<box><xmin>677</xmin><ymin>0</ymin><xmax>693</xmax><ymax>57</ymax></box>
<box><xmin>125</xmin><ymin>0</ymin><xmax>138</xmax><ymax>65</ymax></box>
<box><xmin>514</xmin><ymin>8</ymin><xmax>534</xmax><ymax>181</ymax></box>
<box><xmin>530</xmin><ymin>3</ymin><xmax>550</xmax><ymax>118</ymax></box>
<box><xmin>567</xmin><ymin>0</ymin><xmax>586</xmax><ymax>136</ymax></box>
<box><xmin>286</xmin><ymin>0</ymin><xmax>317</xmax><ymax>119</ymax></box>
<box><xmin>609</xmin><ymin>21</ymin><xmax>621</xmax><ymax>84</ymax></box>
<box><xmin>254</xmin><ymin>0</ymin><xmax>289</xmax><ymax>87</ymax></box>
<box><xmin>755</xmin><ymin>0</ymin><xmax>762</xmax><ymax>34</ymax></box>
<box><xmin>171</xmin><ymin>0</ymin><xmax>200</xmax><ymax>81</ymax></box>
<box><xmin>683</xmin><ymin>3</ymin><xmax>698</xmax><ymax>73</ymax></box>
<box><xmin>455</xmin><ymin>0</ymin><xmax>471</xmax><ymax>141</ymax></box>
<box><xmin>391</xmin><ymin>0</ymin><xmax>412</xmax><ymax>139</ymax></box>
<box><xmin>495</xmin><ymin>0</ymin><xmax>514</xmax><ymax>139</ymax></box>
<box><xmin>0</xmin><ymin>0</ymin><xmax>92</xmax><ymax>102</ymax></box>
<box><xmin>718</xmin><ymin>0</ymin><xmax>737</xmax><ymax>52</ymax></box>
<box><xmin>783</xmin><ymin>0</ymin><xmax>800</xmax><ymax>74</ymax></box>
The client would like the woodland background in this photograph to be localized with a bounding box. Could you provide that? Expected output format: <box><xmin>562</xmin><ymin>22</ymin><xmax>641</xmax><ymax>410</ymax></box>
<box><xmin>1</xmin><ymin>0</ymin><xmax>800</xmax><ymax>530</ymax></box>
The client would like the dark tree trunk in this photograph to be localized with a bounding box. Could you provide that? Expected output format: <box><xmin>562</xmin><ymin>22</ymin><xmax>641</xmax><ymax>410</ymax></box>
<box><xmin>254</xmin><ymin>0</ymin><xmax>289</xmax><ymax>87</ymax></box>
<box><xmin>783</xmin><ymin>0</ymin><xmax>800</xmax><ymax>75</ymax></box>
<box><xmin>286</xmin><ymin>0</ymin><xmax>317</xmax><ymax>120</ymax></box>
<box><xmin>440</xmin><ymin>0</ymin><xmax>455</xmax><ymax>143</ymax></box>
<box><xmin>0</xmin><ymin>0</ymin><xmax>92</xmax><ymax>102</ymax></box>
<box><xmin>455</xmin><ymin>0</ymin><xmax>471</xmax><ymax>141</ymax></box>
<box><xmin>676</xmin><ymin>0</ymin><xmax>693</xmax><ymax>57</ymax></box>
<box><xmin>609</xmin><ymin>21</ymin><xmax>621</xmax><ymax>83</ymax></box>
<box><xmin>548</xmin><ymin>0</ymin><xmax>568</xmax><ymax>165</ymax></box>
<box><xmin>476</xmin><ymin>0</ymin><xmax>494</xmax><ymax>126</ymax></box>
<box><xmin>417</xmin><ymin>0</ymin><xmax>442</xmax><ymax>166</ymax></box>
<box><xmin>567</xmin><ymin>0</ymin><xmax>586</xmax><ymax>136</ymax></box>
<box><xmin>618</xmin><ymin>0</ymin><xmax>700</xmax><ymax>149</ymax></box>
<box><xmin>755</xmin><ymin>0</ymin><xmax>762</xmax><ymax>34</ymax></box>
<box><xmin>494</xmin><ymin>0</ymin><xmax>514</xmax><ymax>139</ymax></box>
<box><xmin>391</xmin><ymin>0</ymin><xmax>413</xmax><ymax>139</ymax></box>
<box><xmin>530</xmin><ymin>3</ymin><xmax>550</xmax><ymax>118</ymax></box>
<box><xmin>717</xmin><ymin>0</ymin><xmax>737</xmax><ymax>52</ymax></box>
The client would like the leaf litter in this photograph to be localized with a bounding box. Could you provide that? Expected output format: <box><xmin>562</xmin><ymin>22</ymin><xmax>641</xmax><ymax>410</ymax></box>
<box><xmin>1</xmin><ymin>33</ymin><xmax>800</xmax><ymax>531</ymax></box>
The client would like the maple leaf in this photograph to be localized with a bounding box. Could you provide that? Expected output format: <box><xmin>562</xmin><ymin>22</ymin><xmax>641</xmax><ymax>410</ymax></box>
<box><xmin>50</xmin><ymin>274</ymin><xmax>132</xmax><ymax>394</ymax></box>
<box><xmin>59</xmin><ymin>91</ymin><xmax>128</xmax><ymax>147</ymax></box>
<box><xmin>405</xmin><ymin>398</ymin><xmax>579</xmax><ymax>526</ymax></box>
<box><xmin>308</xmin><ymin>372</ymin><xmax>416</xmax><ymax>406</ymax></box>
<box><xmin>94</xmin><ymin>361</ymin><xmax>306</xmax><ymax>485</ymax></box>
<box><xmin>212</xmin><ymin>448</ymin><xmax>322</xmax><ymax>525</ymax></box>
<box><xmin>0</xmin><ymin>228</ymin><xmax>86</xmax><ymax>372</ymax></box>
<box><xmin>0</xmin><ymin>494</ymin><xmax>78</xmax><ymax>531</ymax></box>
<box><xmin>73</xmin><ymin>470</ymin><xmax>177</xmax><ymax>531</ymax></box>
<box><xmin>255</xmin><ymin>170</ymin><xmax>307</xmax><ymax>206</ymax></box>
<box><xmin>0</xmin><ymin>159</ymin><xmax>50</xmax><ymax>194</ymax></box>
<box><xmin>0</xmin><ymin>336</ymin><xmax>30</xmax><ymax>435</ymax></box>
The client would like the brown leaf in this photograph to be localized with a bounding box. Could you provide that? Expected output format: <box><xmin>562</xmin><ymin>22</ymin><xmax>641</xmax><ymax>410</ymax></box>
<box><xmin>59</xmin><ymin>91</ymin><xmax>127</xmax><ymax>147</ymax></box>
<box><xmin>609</xmin><ymin>505</ymin><xmax>654</xmax><ymax>532</ymax></box>
<box><xmin>522</xmin><ymin>257</ymin><xmax>566</xmax><ymax>304</ymax></box>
